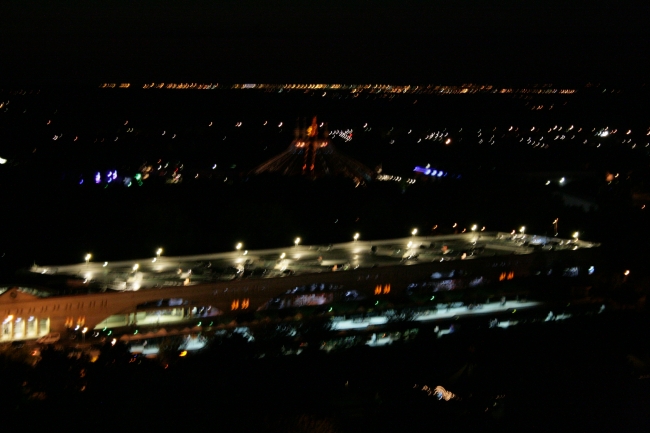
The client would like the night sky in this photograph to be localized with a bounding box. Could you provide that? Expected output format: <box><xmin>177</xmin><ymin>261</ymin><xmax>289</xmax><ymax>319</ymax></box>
<box><xmin>2</xmin><ymin>1</ymin><xmax>649</xmax><ymax>84</ymax></box>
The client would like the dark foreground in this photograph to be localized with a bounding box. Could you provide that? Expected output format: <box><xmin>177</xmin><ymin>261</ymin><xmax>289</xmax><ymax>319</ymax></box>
<box><xmin>2</xmin><ymin>309</ymin><xmax>650</xmax><ymax>432</ymax></box>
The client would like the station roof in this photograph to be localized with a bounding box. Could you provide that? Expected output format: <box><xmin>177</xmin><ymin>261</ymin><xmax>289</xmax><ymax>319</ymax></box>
<box><xmin>30</xmin><ymin>232</ymin><xmax>599</xmax><ymax>292</ymax></box>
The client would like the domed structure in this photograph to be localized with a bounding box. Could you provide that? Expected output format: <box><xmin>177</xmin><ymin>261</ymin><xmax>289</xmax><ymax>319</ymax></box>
<box><xmin>252</xmin><ymin>117</ymin><xmax>374</xmax><ymax>184</ymax></box>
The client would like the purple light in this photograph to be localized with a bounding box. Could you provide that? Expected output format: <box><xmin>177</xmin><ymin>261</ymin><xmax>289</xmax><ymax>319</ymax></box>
<box><xmin>79</xmin><ymin>179</ymin><xmax>84</xmax><ymax>185</ymax></box>
<box><xmin>95</xmin><ymin>172</ymin><xmax>101</xmax><ymax>184</ymax></box>
<box><xmin>413</xmin><ymin>166</ymin><xmax>427</xmax><ymax>173</ymax></box>
<box><xmin>112</xmin><ymin>171</ymin><xmax>117</xmax><ymax>180</ymax></box>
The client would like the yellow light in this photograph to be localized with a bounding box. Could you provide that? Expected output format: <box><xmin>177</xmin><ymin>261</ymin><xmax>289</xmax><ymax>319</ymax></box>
<box><xmin>179</xmin><ymin>351</ymin><xmax>187</xmax><ymax>357</ymax></box>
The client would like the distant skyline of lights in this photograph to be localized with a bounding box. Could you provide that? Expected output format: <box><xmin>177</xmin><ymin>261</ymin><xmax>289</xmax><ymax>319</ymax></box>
<box><xmin>102</xmin><ymin>82</ymin><xmax>578</xmax><ymax>95</ymax></box>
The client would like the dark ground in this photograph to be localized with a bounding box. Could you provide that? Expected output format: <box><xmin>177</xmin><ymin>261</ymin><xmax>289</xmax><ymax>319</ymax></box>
<box><xmin>2</xmin><ymin>308</ymin><xmax>650</xmax><ymax>432</ymax></box>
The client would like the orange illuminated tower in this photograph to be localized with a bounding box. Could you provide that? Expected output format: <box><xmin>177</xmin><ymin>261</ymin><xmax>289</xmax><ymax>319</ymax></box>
<box><xmin>252</xmin><ymin>117</ymin><xmax>374</xmax><ymax>184</ymax></box>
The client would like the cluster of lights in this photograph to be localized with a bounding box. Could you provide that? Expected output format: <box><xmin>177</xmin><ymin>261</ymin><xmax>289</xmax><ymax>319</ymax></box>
<box><xmin>99</xmin><ymin>83</ymin><xmax>131</xmax><ymax>88</ymax></box>
<box><xmin>417</xmin><ymin>385</ymin><xmax>458</xmax><ymax>401</ymax></box>
<box><xmin>375</xmin><ymin>174</ymin><xmax>416</xmax><ymax>184</ymax></box>
<box><xmin>140</xmin><ymin>83</ymin><xmax>219</xmax><ymax>90</ymax></box>
<box><xmin>329</xmin><ymin>129</ymin><xmax>353</xmax><ymax>142</ymax></box>
<box><xmin>423</xmin><ymin>131</ymin><xmax>448</xmax><ymax>142</ymax></box>
<box><xmin>413</xmin><ymin>166</ymin><xmax>448</xmax><ymax>178</ymax></box>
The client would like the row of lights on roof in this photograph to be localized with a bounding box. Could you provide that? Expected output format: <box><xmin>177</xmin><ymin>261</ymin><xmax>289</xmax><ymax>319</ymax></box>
<box><xmin>81</xmin><ymin>226</ymin><xmax>589</xmax><ymax>274</ymax></box>
<box><xmin>84</xmin><ymin>248</ymin><xmax>163</xmax><ymax>268</ymax></box>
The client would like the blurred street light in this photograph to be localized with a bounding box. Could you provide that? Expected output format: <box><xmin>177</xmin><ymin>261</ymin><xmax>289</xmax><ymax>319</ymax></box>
<box><xmin>294</xmin><ymin>237</ymin><xmax>301</xmax><ymax>247</ymax></box>
<box><xmin>353</xmin><ymin>233</ymin><xmax>360</xmax><ymax>241</ymax></box>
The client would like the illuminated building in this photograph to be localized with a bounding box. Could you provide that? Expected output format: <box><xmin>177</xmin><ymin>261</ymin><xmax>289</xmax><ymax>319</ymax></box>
<box><xmin>252</xmin><ymin>117</ymin><xmax>374</xmax><ymax>184</ymax></box>
<box><xmin>1</xmin><ymin>232</ymin><xmax>599</xmax><ymax>342</ymax></box>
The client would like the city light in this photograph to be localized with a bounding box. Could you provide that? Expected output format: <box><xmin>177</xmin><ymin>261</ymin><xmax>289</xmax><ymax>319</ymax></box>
<box><xmin>471</xmin><ymin>224</ymin><xmax>477</xmax><ymax>231</ymax></box>
<box><xmin>235</xmin><ymin>242</ymin><xmax>243</xmax><ymax>251</ymax></box>
<box><xmin>353</xmin><ymin>233</ymin><xmax>360</xmax><ymax>241</ymax></box>
<box><xmin>411</xmin><ymin>228</ymin><xmax>418</xmax><ymax>236</ymax></box>
<box><xmin>85</xmin><ymin>254</ymin><xmax>92</xmax><ymax>264</ymax></box>
<box><xmin>520</xmin><ymin>226</ymin><xmax>526</xmax><ymax>234</ymax></box>
<box><xmin>133</xmin><ymin>264</ymin><xmax>139</xmax><ymax>271</ymax></box>
<box><xmin>294</xmin><ymin>237</ymin><xmax>301</xmax><ymax>247</ymax></box>
<box><xmin>156</xmin><ymin>248</ymin><xmax>163</xmax><ymax>257</ymax></box>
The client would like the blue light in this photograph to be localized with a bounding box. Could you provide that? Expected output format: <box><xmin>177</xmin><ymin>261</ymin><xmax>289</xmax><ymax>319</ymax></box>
<box><xmin>431</xmin><ymin>170</ymin><xmax>437</xmax><ymax>176</ymax></box>
<box><xmin>424</xmin><ymin>169</ymin><xmax>431</xmax><ymax>175</ymax></box>
<box><xmin>437</xmin><ymin>171</ymin><xmax>443</xmax><ymax>177</ymax></box>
